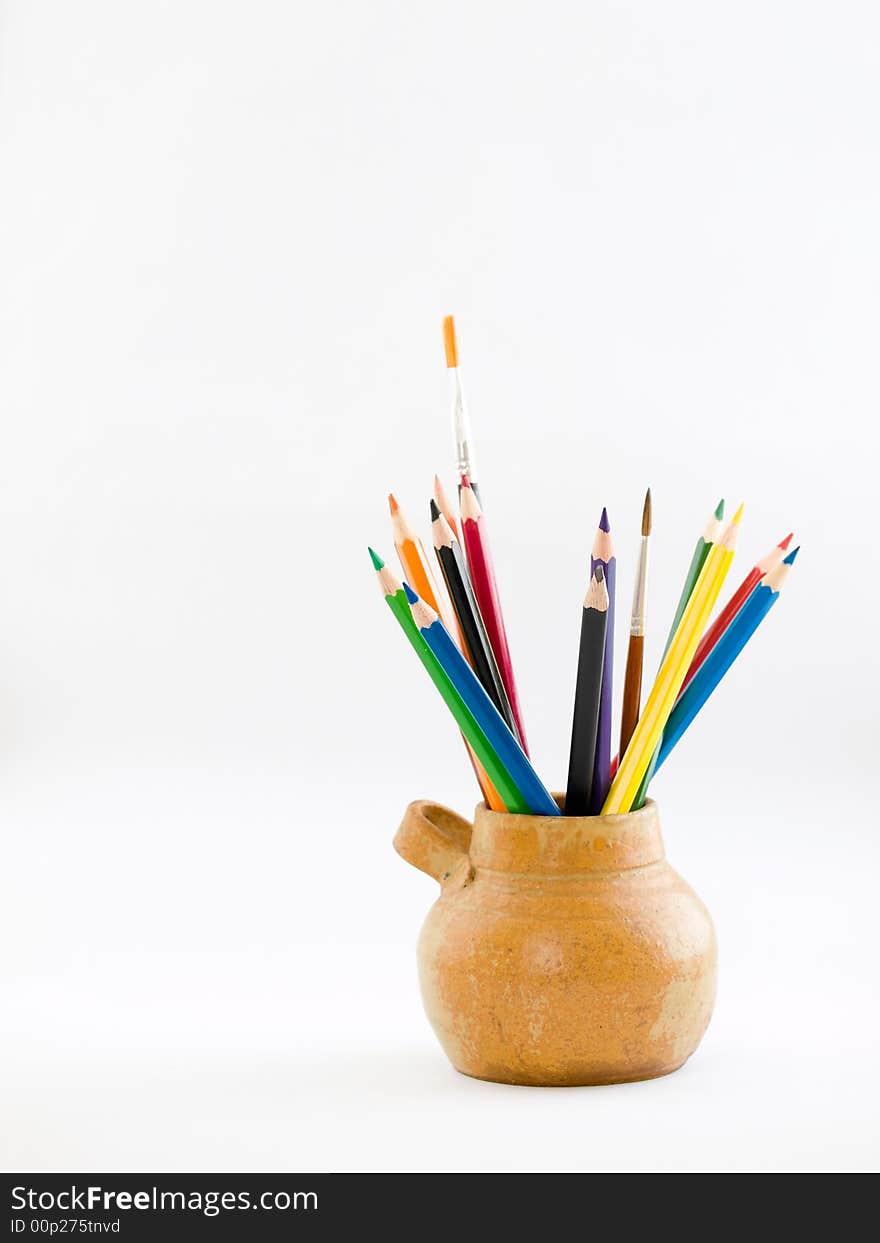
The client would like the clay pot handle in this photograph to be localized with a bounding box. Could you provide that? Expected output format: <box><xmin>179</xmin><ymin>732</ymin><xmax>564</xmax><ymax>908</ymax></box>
<box><xmin>394</xmin><ymin>800</ymin><xmax>473</xmax><ymax>885</ymax></box>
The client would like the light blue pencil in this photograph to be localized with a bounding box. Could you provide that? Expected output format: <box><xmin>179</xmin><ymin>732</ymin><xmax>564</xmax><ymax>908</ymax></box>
<box><xmin>655</xmin><ymin>547</ymin><xmax>799</xmax><ymax>772</ymax></box>
<box><xmin>403</xmin><ymin>583</ymin><xmax>560</xmax><ymax>816</ymax></box>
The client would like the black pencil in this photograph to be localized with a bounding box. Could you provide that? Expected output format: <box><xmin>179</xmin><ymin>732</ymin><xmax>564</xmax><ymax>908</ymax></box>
<box><xmin>430</xmin><ymin>499</ymin><xmax>519</xmax><ymax>739</ymax></box>
<box><xmin>565</xmin><ymin>564</ymin><xmax>609</xmax><ymax>816</ymax></box>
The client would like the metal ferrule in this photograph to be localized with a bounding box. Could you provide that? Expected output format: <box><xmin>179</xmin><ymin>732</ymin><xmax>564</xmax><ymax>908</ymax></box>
<box><xmin>451</xmin><ymin>371</ymin><xmax>478</xmax><ymax>482</ymax></box>
<box><xmin>630</xmin><ymin>536</ymin><xmax>650</xmax><ymax>636</ymax></box>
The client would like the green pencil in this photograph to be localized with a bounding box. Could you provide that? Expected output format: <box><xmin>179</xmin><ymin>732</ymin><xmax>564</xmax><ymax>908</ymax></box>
<box><xmin>633</xmin><ymin>499</ymin><xmax>728</xmax><ymax>808</ymax></box>
<box><xmin>663</xmin><ymin>499</ymin><xmax>725</xmax><ymax>654</ymax></box>
<box><xmin>369</xmin><ymin>548</ymin><xmax>530</xmax><ymax>813</ymax></box>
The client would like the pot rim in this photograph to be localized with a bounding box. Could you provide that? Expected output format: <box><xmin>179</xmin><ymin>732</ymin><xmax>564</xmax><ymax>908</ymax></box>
<box><xmin>470</xmin><ymin>796</ymin><xmax>665</xmax><ymax>874</ymax></box>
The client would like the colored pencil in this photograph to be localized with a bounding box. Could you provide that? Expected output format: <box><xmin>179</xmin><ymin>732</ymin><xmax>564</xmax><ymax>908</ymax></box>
<box><xmin>433</xmin><ymin>474</ymin><xmax>460</xmax><ymax>542</ymax></box>
<box><xmin>680</xmin><ymin>532</ymin><xmax>793</xmax><ymax>694</ymax></box>
<box><xmin>663</xmin><ymin>499</ymin><xmax>725</xmax><ymax>654</ymax></box>
<box><xmin>602</xmin><ymin>506</ymin><xmax>742</xmax><ymax>815</ymax></box>
<box><xmin>565</xmin><ymin>566</ymin><xmax>609</xmax><ymax>816</ymax></box>
<box><xmin>459</xmin><ymin>473</ymin><xmax>529</xmax><ymax>753</ymax></box>
<box><xmin>656</xmin><ymin>547</ymin><xmax>799</xmax><ymax>772</ymax></box>
<box><xmin>443</xmin><ymin>316</ymin><xmax>481</xmax><ymax>503</ymax></box>
<box><xmin>430</xmin><ymin>499</ymin><xmax>518</xmax><ymax>736</ymax></box>
<box><xmin>588</xmin><ymin>510</ymin><xmax>616</xmax><ymax>813</ymax></box>
<box><xmin>618</xmin><ymin>489</ymin><xmax>652</xmax><ymax>762</ymax></box>
<box><xmin>405</xmin><ymin>585</ymin><xmax>559</xmax><ymax>817</ymax></box>
<box><xmin>629</xmin><ymin>495</ymin><xmax>725</xmax><ymax>809</ymax></box>
<box><xmin>370</xmin><ymin>549</ymin><xmax>527</xmax><ymax>813</ymax></box>
<box><xmin>389</xmin><ymin>493</ymin><xmax>458</xmax><ymax>639</ymax></box>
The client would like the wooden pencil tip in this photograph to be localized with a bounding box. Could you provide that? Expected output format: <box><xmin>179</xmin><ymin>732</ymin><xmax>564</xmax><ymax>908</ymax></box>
<box><xmin>598</xmin><ymin>507</ymin><xmax>610</xmax><ymax>533</ymax></box>
<box><xmin>714</xmin><ymin>498</ymin><xmax>726</xmax><ymax>520</ymax></box>
<box><xmin>368</xmin><ymin>547</ymin><xmax>384</xmax><ymax>571</ymax></box>
<box><xmin>388</xmin><ymin>493</ymin><xmax>399</xmax><ymax>515</ymax></box>
<box><xmin>443</xmin><ymin>316</ymin><xmax>458</xmax><ymax>367</ymax></box>
<box><xmin>782</xmin><ymin>546</ymin><xmax>800</xmax><ymax>565</ymax></box>
<box><xmin>641</xmin><ymin>488</ymin><xmax>652</xmax><ymax>536</ymax></box>
<box><xmin>429</xmin><ymin>498</ymin><xmax>441</xmax><ymax>522</ymax></box>
<box><xmin>779</xmin><ymin>532</ymin><xmax>794</xmax><ymax>549</ymax></box>
<box><xmin>584</xmin><ymin>565</ymin><xmax>610</xmax><ymax>610</ymax></box>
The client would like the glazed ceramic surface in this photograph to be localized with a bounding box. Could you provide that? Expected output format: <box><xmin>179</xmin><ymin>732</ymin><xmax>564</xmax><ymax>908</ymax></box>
<box><xmin>394</xmin><ymin>797</ymin><xmax>716</xmax><ymax>1086</ymax></box>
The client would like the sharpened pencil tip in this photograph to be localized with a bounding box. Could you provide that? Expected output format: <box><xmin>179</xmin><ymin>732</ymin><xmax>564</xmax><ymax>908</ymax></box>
<box><xmin>443</xmin><ymin>316</ymin><xmax>458</xmax><ymax>367</ymax></box>
<box><xmin>429</xmin><ymin>498</ymin><xmax>441</xmax><ymax>522</ymax></box>
<box><xmin>642</xmin><ymin>488</ymin><xmax>652</xmax><ymax>536</ymax></box>
<box><xmin>782</xmin><ymin>546</ymin><xmax>800</xmax><ymax>565</ymax></box>
<box><xmin>388</xmin><ymin>493</ymin><xmax>399</xmax><ymax>515</ymax></box>
<box><xmin>459</xmin><ymin>472</ymin><xmax>471</xmax><ymax>490</ymax></box>
<box><xmin>714</xmin><ymin>498</ymin><xmax>725</xmax><ymax>520</ymax></box>
<box><xmin>731</xmin><ymin>502</ymin><xmax>745</xmax><ymax>524</ymax></box>
<box><xmin>594</xmin><ymin>563</ymin><xmax>605</xmax><ymax>583</ymax></box>
<box><xmin>599</xmin><ymin>507</ymin><xmax>610</xmax><ymax>533</ymax></box>
<box><xmin>779</xmin><ymin>532</ymin><xmax>794</xmax><ymax>549</ymax></box>
<box><xmin>402</xmin><ymin>582</ymin><xmax>419</xmax><ymax>604</ymax></box>
<box><xmin>368</xmin><ymin>547</ymin><xmax>384</xmax><ymax>571</ymax></box>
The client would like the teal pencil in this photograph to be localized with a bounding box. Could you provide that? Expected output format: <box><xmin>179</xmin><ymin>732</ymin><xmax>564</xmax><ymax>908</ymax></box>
<box><xmin>655</xmin><ymin>548</ymin><xmax>799</xmax><ymax>773</ymax></box>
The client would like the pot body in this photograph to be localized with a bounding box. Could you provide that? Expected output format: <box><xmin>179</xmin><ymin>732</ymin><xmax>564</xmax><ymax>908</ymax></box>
<box><xmin>395</xmin><ymin>798</ymin><xmax>716</xmax><ymax>1086</ymax></box>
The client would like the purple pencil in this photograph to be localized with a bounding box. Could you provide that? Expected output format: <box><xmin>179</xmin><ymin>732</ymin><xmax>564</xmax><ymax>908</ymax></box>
<box><xmin>589</xmin><ymin>507</ymin><xmax>616</xmax><ymax>813</ymax></box>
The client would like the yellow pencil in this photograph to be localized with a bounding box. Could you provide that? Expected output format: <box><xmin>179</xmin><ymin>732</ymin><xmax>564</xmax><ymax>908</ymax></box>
<box><xmin>602</xmin><ymin>505</ymin><xmax>743</xmax><ymax>814</ymax></box>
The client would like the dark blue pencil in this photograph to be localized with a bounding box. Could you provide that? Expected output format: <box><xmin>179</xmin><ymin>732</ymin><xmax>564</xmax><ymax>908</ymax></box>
<box><xmin>403</xmin><ymin>584</ymin><xmax>560</xmax><ymax>817</ymax></box>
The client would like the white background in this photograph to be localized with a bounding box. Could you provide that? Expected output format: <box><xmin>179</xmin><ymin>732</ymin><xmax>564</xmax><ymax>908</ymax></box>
<box><xmin>1</xmin><ymin>0</ymin><xmax>878</xmax><ymax>1173</ymax></box>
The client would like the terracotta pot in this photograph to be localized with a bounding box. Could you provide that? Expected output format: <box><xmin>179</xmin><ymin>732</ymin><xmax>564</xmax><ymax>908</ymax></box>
<box><xmin>394</xmin><ymin>797</ymin><xmax>716</xmax><ymax>1086</ymax></box>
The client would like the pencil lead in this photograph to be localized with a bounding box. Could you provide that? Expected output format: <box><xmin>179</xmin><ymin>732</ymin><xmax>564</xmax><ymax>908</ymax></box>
<box><xmin>402</xmin><ymin>582</ymin><xmax>419</xmax><ymax>605</ymax></box>
<box><xmin>594</xmin><ymin>563</ymin><xmax>605</xmax><ymax>583</ymax></box>
<box><xmin>641</xmin><ymin>488</ymin><xmax>652</xmax><ymax>536</ymax></box>
<box><xmin>459</xmin><ymin>471</ymin><xmax>471</xmax><ymax>490</ymax></box>
<box><xmin>714</xmin><ymin>498</ymin><xmax>725</xmax><ymax>520</ymax></box>
<box><xmin>429</xmin><ymin>498</ymin><xmax>441</xmax><ymax>522</ymax></box>
<box><xmin>599</xmin><ymin>507</ymin><xmax>610</xmax><ymax>533</ymax></box>
<box><xmin>443</xmin><ymin>316</ymin><xmax>458</xmax><ymax>368</ymax></box>
<box><xmin>368</xmin><ymin>547</ymin><xmax>384</xmax><ymax>571</ymax></box>
<box><xmin>388</xmin><ymin>493</ymin><xmax>399</xmax><ymax>515</ymax></box>
<box><xmin>782</xmin><ymin>546</ymin><xmax>800</xmax><ymax>565</ymax></box>
<box><xmin>779</xmin><ymin>532</ymin><xmax>794</xmax><ymax>549</ymax></box>
<box><xmin>731</xmin><ymin>502</ymin><xmax>745</xmax><ymax>525</ymax></box>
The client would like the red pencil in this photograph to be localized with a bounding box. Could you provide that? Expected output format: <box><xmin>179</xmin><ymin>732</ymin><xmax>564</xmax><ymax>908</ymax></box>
<box><xmin>459</xmin><ymin>473</ymin><xmax>529</xmax><ymax>754</ymax></box>
<box><xmin>680</xmin><ymin>532</ymin><xmax>793</xmax><ymax>693</ymax></box>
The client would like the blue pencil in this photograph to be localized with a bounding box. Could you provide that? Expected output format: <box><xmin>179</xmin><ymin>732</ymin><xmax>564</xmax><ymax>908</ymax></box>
<box><xmin>403</xmin><ymin>583</ymin><xmax>560</xmax><ymax>817</ymax></box>
<box><xmin>655</xmin><ymin>547</ymin><xmax>799</xmax><ymax>772</ymax></box>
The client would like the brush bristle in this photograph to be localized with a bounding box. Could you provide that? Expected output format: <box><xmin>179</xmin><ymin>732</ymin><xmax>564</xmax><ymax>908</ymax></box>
<box><xmin>641</xmin><ymin>488</ymin><xmax>652</xmax><ymax>536</ymax></box>
<box><xmin>443</xmin><ymin>316</ymin><xmax>458</xmax><ymax>367</ymax></box>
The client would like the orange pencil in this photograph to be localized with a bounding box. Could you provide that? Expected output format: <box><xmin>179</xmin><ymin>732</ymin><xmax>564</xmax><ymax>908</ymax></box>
<box><xmin>389</xmin><ymin>493</ymin><xmax>458</xmax><ymax>639</ymax></box>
